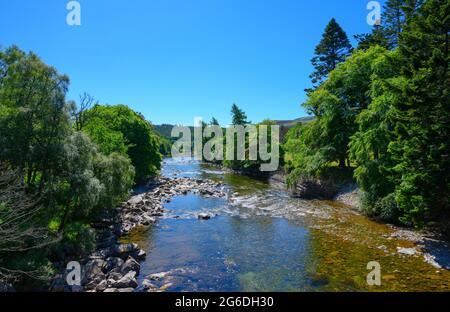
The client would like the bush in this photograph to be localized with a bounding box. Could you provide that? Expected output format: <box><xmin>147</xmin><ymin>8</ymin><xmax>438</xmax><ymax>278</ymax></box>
<box><xmin>375</xmin><ymin>193</ymin><xmax>401</xmax><ymax>223</ymax></box>
<box><xmin>61</xmin><ymin>222</ymin><xmax>96</xmax><ymax>257</ymax></box>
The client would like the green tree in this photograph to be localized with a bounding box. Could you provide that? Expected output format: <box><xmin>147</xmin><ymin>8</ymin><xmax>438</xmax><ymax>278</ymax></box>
<box><xmin>387</xmin><ymin>0</ymin><xmax>449</xmax><ymax>225</ymax></box>
<box><xmin>231</xmin><ymin>103</ymin><xmax>249</xmax><ymax>125</ymax></box>
<box><xmin>0</xmin><ymin>46</ymin><xmax>71</xmax><ymax>191</ymax></box>
<box><xmin>210</xmin><ymin>117</ymin><xmax>220</xmax><ymax>125</ymax></box>
<box><xmin>302</xmin><ymin>47</ymin><xmax>389</xmax><ymax>171</ymax></box>
<box><xmin>307</xmin><ymin>18</ymin><xmax>352</xmax><ymax>96</ymax></box>
<box><xmin>349</xmin><ymin>50</ymin><xmax>403</xmax><ymax>221</ymax></box>
<box><xmin>383</xmin><ymin>0</ymin><xmax>407</xmax><ymax>47</ymax></box>
<box><xmin>83</xmin><ymin>105</ymin><xmax>162</xmax><ymax>183</ymax></box>
<box><xmin>355</xmin><ymin>25</ymin><xmax>390</xmax><ymax>50</ymax></box>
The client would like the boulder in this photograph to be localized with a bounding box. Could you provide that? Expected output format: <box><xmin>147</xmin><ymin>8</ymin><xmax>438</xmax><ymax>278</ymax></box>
<box><xmin>112</xmin><ymin>243</ymin><xmax>140</xmax><ymax>259</ymax></box>
<box><xmin>120</xmin><ymin>257</ymin><xmax>141</xmax><ymax>275</ymax></box>
<box><xmin>82</xmin><ymin>259</ymin><xmax>107</xmax><ymax>286</ymax></box>
<box><xmin>141</xmin><ymin>215</ymin><xmax>156</xmax><ymax>225</ymax></box>
<box><xmin>141</xmin><ymin>279</ymin><xmax>157</xmax><ymax>291</ymax></box>
<box><xmin>84</xmin><ymin>259</ymin><xmax>107</xmax><ymax>275</ymax></box>
<box><xmin>128</xmin><ymin>195</ymin><xmax>143</xmax><ymax>205</ymax></box>
<box><xmin>95</xmin><ymin>280</ymin><xmax>108</xmax><ymax>292</ymax></box>
<box><xmin>198</xmin><ymin>213</ymin><xmax>211</xmax><ymax>220</ymax></box>
<box><xmin>103</xmin><ymin>288</ymin><xmax>119</xmax><ymax>293</ymax></box>
<box><xmin>107</xmin><ymin>271</ymin><xmax>123</xmax><ymax>281</ymax></box>
<box><xmin>134</xmin><ymin>249</ymin><xmax>147</xmax><ymax>261</ymax></box>
<box><xmin>105</xmin><ymin>257</ymin><xmax>124</xmax><ymax>271</ymax></box>
<box><xmin>113</xmin><ymin>271</ymin><xmax>138</xmax><ymax>289</ymax></box>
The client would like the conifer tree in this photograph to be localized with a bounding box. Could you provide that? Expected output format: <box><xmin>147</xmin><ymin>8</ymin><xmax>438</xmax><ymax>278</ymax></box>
<box><xmin>308</xmin><ymin>18</ymin><xmax>352</xmax><ymax>89</ymax></box>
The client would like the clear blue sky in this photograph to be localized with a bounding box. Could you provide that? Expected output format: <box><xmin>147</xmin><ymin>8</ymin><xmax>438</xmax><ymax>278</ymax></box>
<box><xmin>0</xmin><ymin>0</ymin><xmax>379</xmax><ymax>125</ymax></box>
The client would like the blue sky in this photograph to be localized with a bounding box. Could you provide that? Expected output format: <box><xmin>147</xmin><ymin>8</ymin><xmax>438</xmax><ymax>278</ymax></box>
<box><xmin>0</xmin><ymin>0</ymin><xmax>379</xmax><ymax>125</ymax></box>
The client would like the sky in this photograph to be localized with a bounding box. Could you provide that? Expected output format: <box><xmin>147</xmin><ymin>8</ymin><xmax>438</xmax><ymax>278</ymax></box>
<box><xmin>0</xmin><ymin>0</ymin><xmax>379</xmax><ymax>125</ymax></box>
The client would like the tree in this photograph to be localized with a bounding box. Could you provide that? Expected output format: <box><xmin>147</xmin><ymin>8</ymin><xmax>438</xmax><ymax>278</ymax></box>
<box><xmin>349</xmin><ymin>49</ymin><xmax>402</xmax><ymax>221</ymax></box>
<box><xmin>73</xmin><ymin>92</ymin><xmax>97</xmax><ymax>131</ymax></box>
<box><xmin>355</xmin><ymin>0</ymin><xmax>415</xmax><ymax>50</ymax></box>
<box><xmin>387</xmin><ymin>0</ymin><xmax>449</xmax><ymax>225</ymax></box>
<box><xmin>355</xmin><ymin>25</ymin><xmax>390</xmax><ymax>50</ymax></box>
<box><xmin>83</xmin><ymin>105</ymin><xmax>162</xmax><ymax>183</ymax></box>
<box><xmin>0</xmin><ymin>46</ymin><xmax>71</xmax><ymax>192</ymax></box>
<box><xmin>231</xmin><ymin>103</ymin><xmax>249</xmax><ymax>125</ymax></box>
<box><xmin>0</xmin><ymin>164</ymin><xmax>55</xmax><ymax>285</ymax></box>
<box><xmin>302</xmin><ymin>47</ymin><xmax>389</xmax><ymax>171</ymax></box>
<box><xmin>350</xmin><ymin>0</ymin><xmax>448</xmax><ymax>226</ymax></box>
<box><xmin>383</xmin><ymin>0</ymin><xmax>407</xmax><ymax>47</ymax></box>
<box><xmin>210</xmin><ymin>117</ymin><xmax>220</xmax><ymax>126</ymax></box>
<box><xmin>307</xmin><ymin>18</ymin><xmax>352</xmax><ymax>95</ymax></box>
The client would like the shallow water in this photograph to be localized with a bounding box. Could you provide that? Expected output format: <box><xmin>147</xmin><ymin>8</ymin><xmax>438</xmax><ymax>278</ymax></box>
<box><xmin>122</xmin><ymin>158</ymin><xmax>450</xmax><ymax>292</ymax></box>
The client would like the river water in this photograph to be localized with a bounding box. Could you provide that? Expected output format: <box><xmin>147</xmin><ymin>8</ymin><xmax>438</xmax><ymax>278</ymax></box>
<box><xmin>122</xmin><ymin>157</ymin><xmax>450</xmax><ymax>292</ymax></box>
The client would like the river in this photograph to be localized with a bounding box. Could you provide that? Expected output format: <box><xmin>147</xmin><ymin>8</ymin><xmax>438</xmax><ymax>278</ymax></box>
<box><xmin>122</xmin><ymin>157</ymin><xmax>450</xmax><ymax>292</ymax></box>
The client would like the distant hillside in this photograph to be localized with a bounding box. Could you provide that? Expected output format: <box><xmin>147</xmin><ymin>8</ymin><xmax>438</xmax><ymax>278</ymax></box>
<box><xmin>154</xmin><ymin>124</ymin><xmax>177</xmax><ymax>139</ymax></box>
<box><xmin>273</xmin><ymin>116</ymin><xmax>315</xmax><ymax>128</ymax></box>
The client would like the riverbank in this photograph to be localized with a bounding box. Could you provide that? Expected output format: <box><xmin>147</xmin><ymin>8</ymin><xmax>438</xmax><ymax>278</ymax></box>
<box><xmin>50</xmin><ymin>175</ymin><xmax>227</xmax><ymax>292</ymax></box>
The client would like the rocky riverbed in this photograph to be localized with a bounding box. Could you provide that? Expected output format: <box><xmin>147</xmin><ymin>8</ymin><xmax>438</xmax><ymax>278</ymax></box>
<box><xmin>50</xmin><ymin>176</ymin><xmax>227</xmax><ymax>292</ymax></box>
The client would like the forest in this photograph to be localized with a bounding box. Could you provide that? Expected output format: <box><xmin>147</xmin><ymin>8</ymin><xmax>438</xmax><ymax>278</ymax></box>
<box><xmin>283</xmin><ymin>0</ymin><xmax>449</xmax><ymax>227</ymax></box>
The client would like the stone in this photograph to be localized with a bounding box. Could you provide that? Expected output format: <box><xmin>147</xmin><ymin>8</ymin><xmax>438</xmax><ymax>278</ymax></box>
<box><xmin>120</xmin><ymin>256</ymin><xmax>141</xmax><ymax>275</ymax></box>
<box><xmin>103</xmin><ymin>288</ymin><xmax>119</xmax><ymax>293</ymax></box>
<box><xmin>141</xmin><ymin>279</ymin><xmax>157</xmax><ymax>291</ymax></box>
<box><xmin>147</xmin><ymin>271</ymin><xmax>170</xmax><ymax>281</ymax></box>
<box><xmin>112</xmin><ymin>243</ymin><xmax>140</xmax><ymax>258</ymax></box>
<box><xmin>198</xmin><ymin>213</ymin><xmax>211</xmax><ymax>220</ymax></box>
<box><xmin>106</xmin><ymin>257</ymin><xmax>124</xmax><ymax>271</ymax></box>
<box><xmin>397</xmin><ymin>247</ymin><xmax>418</xmax><ymax>256</ymax></box>
<box><xmin>84</xmin><ymin>259</ymin><xmax>107</xmax><ymax>275</ymax></box>
<box><xmin>82</xmin><ymin>260</ymin><xmax>107</xmax><ymax>286</ymax></box>
<box><xmin>95</xmin><ymin>280</ymin><xmax>108</xmax><ymax>292</ymax></box>
<box><xmin>128</xmin><ymin>195</ymin><xmax>143</xmax><ymax>205</ymax></box>
<box><xmin>133</xmin><ymin>249</ymin><xmax>147</xmax><ymax>261</ymax></box>
<box><xmin>114</xmin><ymin>271</ymin><xmax>138</xmax><ymax>289</ymax></box>
<box><xmin>107</xmin><ymin>272</ymin><xmax>123</xmax><ymax>281</ymax></box>
<box><xmin>117</xmin><ymin>288</ymin><xmax>135</xmax><ymax>292</ymax></box>
<box><xmin>141</xmin><ymin>215</ymin><xmax>156</xmax><ymax>225</ymax></box>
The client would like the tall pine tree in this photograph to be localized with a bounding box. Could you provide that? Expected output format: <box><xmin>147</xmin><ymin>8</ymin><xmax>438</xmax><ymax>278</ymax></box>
<box><xmin>308</xmin><ymin>18</ymin><xmax>352</xmax><ymax>91</ymax></box>
<box><xmin>383</xmin><ymin>0</ymin><xmax>407</xmax><ymax>47</ymax></box>
<box><xmin>389</xmin><ymin>0</ymin><xmax>449</xmax><ymax>225</ymax></box>
<box><xmin>231</xmin><ymin>104</ymin><xmax>249</xmax><ymax>125</ymax></box>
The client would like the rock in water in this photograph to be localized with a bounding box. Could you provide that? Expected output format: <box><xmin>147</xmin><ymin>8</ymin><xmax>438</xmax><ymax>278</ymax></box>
<box><xmin>198</xmin><ymin>213</ymin><xmax>211</xmax><ymax>220</ymax></box>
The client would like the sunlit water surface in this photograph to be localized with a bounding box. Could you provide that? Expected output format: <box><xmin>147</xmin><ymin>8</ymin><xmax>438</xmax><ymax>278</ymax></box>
<box><xmin>122</xmin><ymin>158</ymin><xmax>450</xmax><ymax>292</ymax></box>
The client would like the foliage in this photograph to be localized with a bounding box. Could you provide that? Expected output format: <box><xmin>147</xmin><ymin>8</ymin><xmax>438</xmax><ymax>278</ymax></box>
<box><xmin>83</xmin><ymin>104</ymin><xmax>162</xmax><ymax>183</ymax></box>
<box><xmin>307</xmin><ymin>18</ymin><xmax>352</xmax><ymax>95</ymax></box>
<box><xmin>286</xmin><ymin>46</ymin><xmax>390</xmax><ymax>183</ymax></box>
<box><xmin>289</xmin><ymin>0</ymin><xmax>449</xmax><ymax>227</ymax></box>
<box><xmin>0</xmin><ymin>45</ymin><xmax>155</xmax><ymax>289</ymax></box>
<box><xmin>231</xmin><ymin>103</ymin><xmax>249</xmax><ymax>125</ymax></box>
